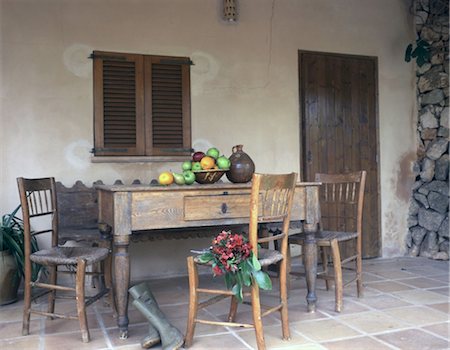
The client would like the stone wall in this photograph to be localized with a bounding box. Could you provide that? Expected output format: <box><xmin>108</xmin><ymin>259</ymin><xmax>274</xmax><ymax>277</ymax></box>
<box><xmin>407</xmin><ymin>0</ymin><xmax>449</xmax><ymax>260</ymax></box>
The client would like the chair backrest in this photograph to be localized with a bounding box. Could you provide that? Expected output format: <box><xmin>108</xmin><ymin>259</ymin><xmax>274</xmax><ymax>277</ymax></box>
<box><xmin>17</xmin><ymin>177</ymin><xmax>59</xmax><ymax>260</ymax></box>
<box><xmin>315</xmin><ymin>171</ymin><xmax>367</xmax><ymax>235</ymax></box>
<box><xmin>248</xmin><ymin>173</ymin><xmax>297</xmax><ymax>256</ymax></box>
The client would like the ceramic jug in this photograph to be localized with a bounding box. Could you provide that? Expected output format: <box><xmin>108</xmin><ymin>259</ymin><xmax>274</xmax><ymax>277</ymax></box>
<box><xmin>226</xmin><ymin>145</ymin><xmax>255</xmax><ymax>183</ymax></box>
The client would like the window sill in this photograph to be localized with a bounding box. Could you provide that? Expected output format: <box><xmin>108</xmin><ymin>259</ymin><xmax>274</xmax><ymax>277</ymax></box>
<box><xmin>91</xmin><ymin>156</ymin><xmax>189</xmax><ymax>163</ymax></box>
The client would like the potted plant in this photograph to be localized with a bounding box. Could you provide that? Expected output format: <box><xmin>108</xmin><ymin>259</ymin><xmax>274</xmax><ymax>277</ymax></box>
<box><xmin>0</xmin><ymin>205</ymin><xmax>40</xmax><ymax>305</ymax></box>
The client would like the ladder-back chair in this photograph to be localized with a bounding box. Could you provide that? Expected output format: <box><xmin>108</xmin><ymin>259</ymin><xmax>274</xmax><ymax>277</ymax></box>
<box><xmin>289</xmin><ymin>171</ymin><xmax>367</xmax><ymax>312</ymax></box>
<box><xmin>184</xmin><ymin>172</ymin><xmax>297</xmax><ymax>350</ymax></box>
<box><xmin>17</xmin><ymin>177</ymin><xmax>112</xmax><ymax>342</ymax></box>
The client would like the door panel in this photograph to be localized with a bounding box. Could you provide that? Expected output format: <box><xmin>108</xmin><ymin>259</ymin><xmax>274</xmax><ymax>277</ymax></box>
<box><xmin>299</xmin><ymin>51</ymin><xmax>380</xmax><ymax>258</ymax></box>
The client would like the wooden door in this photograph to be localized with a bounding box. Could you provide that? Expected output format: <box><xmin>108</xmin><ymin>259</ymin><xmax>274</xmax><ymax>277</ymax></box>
<box><xmin>299</xmin><ymin>51</ymin><xmax>380</xmax><ymax>258</ymax></box>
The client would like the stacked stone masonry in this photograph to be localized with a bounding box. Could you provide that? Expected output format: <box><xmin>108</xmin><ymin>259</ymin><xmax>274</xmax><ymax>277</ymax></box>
<box><xmin>407</xmin><ymin>0</ymin><xmax>449</xmax><ymax>260</ymax></box>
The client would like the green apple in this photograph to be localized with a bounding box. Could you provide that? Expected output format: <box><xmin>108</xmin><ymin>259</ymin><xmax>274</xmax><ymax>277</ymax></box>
<box><xmin>183</xmin><ymin>170</ymin><xmax>196</xmax><ymax>185</ymax></box>
<box><xmin>216</xmin><ymin>155</ymin><xmax>231</xmax><ymax>170</ymax></box>
<box><xmin>173</xmin><ymin>172</ymin><xmax>185</xmax><ymax>185</ymax></box>
<box><xmin>191</xmin><ymin>161</ymin><xmax>202</xmax><ymax>171</ymax></box>
<box><xmin>206</xmin><ymin>147</ymin><xmax>220</xmax><ymax>160</ymax></box>
<box><xmin>181</xmin><ymin>160</ymin><xmax>192</xmax><ymax>171</ymax></box>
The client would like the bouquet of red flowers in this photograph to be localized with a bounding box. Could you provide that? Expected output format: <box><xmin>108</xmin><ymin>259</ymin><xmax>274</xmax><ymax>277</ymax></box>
<box><xmin>198</xmin><ymin>230</ymin><xmax>272</xmax><ymax>302</ymax></box>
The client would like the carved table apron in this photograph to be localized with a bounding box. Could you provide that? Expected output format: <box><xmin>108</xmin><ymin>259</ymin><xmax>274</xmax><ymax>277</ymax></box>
<box><xmin>96</xmin><ymin>182</ymin><xmax>321</xmax><ymax>339</ymax></box>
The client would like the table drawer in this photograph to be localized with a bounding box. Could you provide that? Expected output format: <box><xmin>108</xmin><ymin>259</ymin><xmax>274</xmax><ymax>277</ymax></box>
<box><xmin>184</xmin><ymin>193</ymin><xmax>250</xmax><ymax>221</ymax></box>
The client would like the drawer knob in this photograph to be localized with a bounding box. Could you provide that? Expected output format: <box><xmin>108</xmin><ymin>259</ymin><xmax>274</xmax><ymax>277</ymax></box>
<box><xmin>221</xmin><ymin>203</ymin><xmax>228</xmax><ymax>214</ymax></box>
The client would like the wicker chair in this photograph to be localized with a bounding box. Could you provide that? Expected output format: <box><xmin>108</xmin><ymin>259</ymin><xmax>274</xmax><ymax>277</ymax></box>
<box><xmin>289</xmin><ymin>171</ymin><xmax>367</xmax><ymax>312</ymax></box>
<box><xmin>184</xmin><ymin>173</ymin><xmax>297</xmax><ymax>350</ymax></box>
<box><xmin>17</xmin><ymin>177</ymin><xmax>113</xmax><ymax>343</ymax></box>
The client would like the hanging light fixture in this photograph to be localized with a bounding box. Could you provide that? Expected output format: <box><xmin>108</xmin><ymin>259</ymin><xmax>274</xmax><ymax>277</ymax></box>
<box><xmin>223</xmin><ymin>0</ymin><xmax>238</xmax><ymax>22</ymax></box>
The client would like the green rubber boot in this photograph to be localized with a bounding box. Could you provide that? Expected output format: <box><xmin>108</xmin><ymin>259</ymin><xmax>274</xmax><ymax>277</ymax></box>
<box><xmin>131</xmin><ymin>283</ymin><xmax>183</xmax><ymax>350</ymax></box>
<box><xmin>129</xmin><ymin>283</ymin><xmax>161</xmax><ymax>348</ymax></box>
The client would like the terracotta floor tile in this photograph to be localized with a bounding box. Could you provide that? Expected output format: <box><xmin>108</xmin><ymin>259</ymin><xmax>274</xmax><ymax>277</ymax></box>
<box><xmin>316</xmin><ymin>298</ymin><xmax>370</xmax><ymax>315</ymax></box>
<box><xmin>371</xmin><ymin>269</ymin><xmax>416</xmax><ymax>280</ymax></box>
<box><xmin>428</xmin><ymin>286</ymin><xmax>450</xmax><ymax>296</ymax></box>
<box><xmin>320</xmin><ymin>335</ymin><xmax>394</xmax><ymax>350</ymax></box>
<box><xmin>0</xmin><ymin>335</ymin><xmax>41</xmax><ymax>350</ymax></box>
<box><xmin>421</xmin><ymin>322</ymin><xmax>450</xmax><ymax>339</ymax></box>
<box><xmin>237</xmin><ymin>324</ymin><xmax>310</xmax><ymax>349</ymax></box>
<box><xmin>0</xmin><ymin>319</ymin><xmax>42</xmax><ymax>339</ymax></box>
<box><xmin>187</xmin><ymin>333</ymin><xmax>252</xmax><ymax>350</ymax></box>
<box><xmin>426</xmin><ymin>302</ymin><xmax>450</xmax><ymax>314</ymax></box>
<box><xmin>43</xmin><ymin>329</ymin><xmax>107</xmax><ymax>350</ymax></box>
<box><xmin>338</xmin><ymin>310</ymin><xmax>409</xmax><ymax>334</ymax></box>
<box><xmin>365</xmin><ymin>280</ymin><xmax>414</xmax><ymax>293</ymax></box>
<box><xmin>383</xmin><ymin>305</ymin><xmax>449</xmax><ymax>326</ymax></box>
<box><xmin>396</xmin><ymin>276</ymin><xmax>448</xmax><ymax>289</ymax></box>
<box><xmin>428</xmin><ymin>274</ymin><xmax>450</xmax><ymax>283</ymax></box>
<box><xmin>375</xmin><ymin>328</ymin><xmax>449</xmax><ymax>350</ymax></box>
<box><xmin>354</xmin><ymin>293</ymin><xmax>412</xmax><ymax>310</ymax></box>
<box><xmin>291</xmin><ymin>318</ymin><xmax>361</xmax><ymax>342</ymax></box>
<box><xmin>391</xmin><ymin>289</ymin><xmax>450</xmax><ymax>305</ymax></box>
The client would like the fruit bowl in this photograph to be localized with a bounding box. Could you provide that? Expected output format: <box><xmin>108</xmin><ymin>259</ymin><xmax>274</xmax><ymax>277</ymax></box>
<box><xmin>193</xmin><ymin>169</ymin><xmax>226</xmax><ymax>184</ymax></box>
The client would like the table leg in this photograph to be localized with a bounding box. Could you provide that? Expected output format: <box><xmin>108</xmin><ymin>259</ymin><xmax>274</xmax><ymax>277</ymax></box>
<box><xmin>114</xmin><ymin>237</ymin><xmax>130</xmax><ymax>339</ymax></box>
<box><xmin>302</xmin><ymin>230</ymin><xmax>317</xmax><ymax>312</ymax></box>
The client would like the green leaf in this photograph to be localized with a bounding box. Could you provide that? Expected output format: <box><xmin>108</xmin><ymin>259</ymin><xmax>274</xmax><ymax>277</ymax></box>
<box><xmin>251</xmin><ymin>253</ymin><xmax>261</xmax><ymax>271</ymax></box>
<box><xmin>253</xmin><ymin>270</ymin><xmax>272</xmax><ymax>290</ymax></box>
<box><xmin>232</xmin><ymin>283</ymin><xmax>243</xmax><ymax>303</ymax></box>
<box><xmin>197</xmin><ymin>252</ymin><xmax>213</xmax><ymax>263</ymax></box>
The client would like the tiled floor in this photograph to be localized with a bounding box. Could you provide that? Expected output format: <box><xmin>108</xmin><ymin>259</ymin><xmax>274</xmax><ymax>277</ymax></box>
<box><xmin>0</xmin><ymin>257</ymin><xmax>448</xmax><ymax>350</ymax></box>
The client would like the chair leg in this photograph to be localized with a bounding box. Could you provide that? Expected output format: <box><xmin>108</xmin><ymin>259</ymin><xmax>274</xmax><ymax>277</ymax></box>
<box><xmin>286</xmin><ymin>245</ymin><xmax>292</xmax><ymax>295</ymax></box>
<box><xmin>22</xmin><ymin>262</ymin><xmax>32</xmax><ymax>336</ymax></box>
<box><xmin>330</xmin><ymin>239</ymin><xmax>343</xmax><ymax>312</ymax></box>
<box><xmin>278</xmin><ymin>257</ymin><xmax>290</xmax><ymax>341</ymax></box>
<box><xmin>227</xmin><ymin>296</ymin><xmax>239</xmax><ymax>322</ymax></box>
<box><xmin>76</xmin><ymin>258</ymin><xmax>90</xmax><ymax>343</ymax></box>
<box><xmin>103</xmin><ymin>253</ymin><xmax>117</xmax><ymax>315</ymax></box>
<box><xmin>184</xmin><ymin>257</ymin><xmax>198</xmax><ymax>348</ymax></box>
<box><xmin>356</xmin><ymin>245</ymin><xmax>363</xmax><ymax>298</ymax></box>
<box><xmin>47</xmin><ymin>265</ymin><xmax>57</xmax><ymax>318</ymax></box>
<box><xmin>320</xmin><ymin>247</ymin><xmax>331</xmax><ymax>291</ymax></box>
<box><xmin>250</xmin><ymin>283</ymin><xmax>265</xmax><ymax>350</ymax></box>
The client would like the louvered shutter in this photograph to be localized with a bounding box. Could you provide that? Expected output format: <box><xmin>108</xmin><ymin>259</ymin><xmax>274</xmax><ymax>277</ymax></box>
<box><xmin>144</xmin><ymin>56</ymin><xmax>191</xmax><ymax>156</ymax></box>
<box><xmin>93</xmin><ymin>51</ymin><xmax>145</xmax><ymax>156</ymax></box>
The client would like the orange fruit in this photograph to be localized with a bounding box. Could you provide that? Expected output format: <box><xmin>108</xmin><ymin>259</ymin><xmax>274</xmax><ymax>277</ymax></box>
<box><xmin>200</xmin><ymin>156</ymin><xmax>215</xmax><ymax>170</ymax></box>
<box><xmin>158</xmin><ymin>171</ymin><xmax>174</xmax><ymax>185</ymax></box>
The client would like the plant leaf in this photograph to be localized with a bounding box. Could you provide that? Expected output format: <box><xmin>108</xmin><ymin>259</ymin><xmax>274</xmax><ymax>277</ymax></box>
<box><xmin>231</xmin><ymin>283</ymin><xmax>243</xmax><ymax>303</ymax></box>
<box><xmin>253</xmin><ymin>270</ymin><xmax>272</xmax><ymax>290</ymax></box>
<box><xmin>251</xmin><ymin>253</ymin><xmax>261</xmax><ymax>271</ymax></box>
<box><xmin>197</xmin><ymin>252</ymin><xmax>213</xmax><ymax>263</ymax></box>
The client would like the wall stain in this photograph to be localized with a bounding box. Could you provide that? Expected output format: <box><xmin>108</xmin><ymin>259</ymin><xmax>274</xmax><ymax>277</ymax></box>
<box><xmin>396</xmin><ymin>151</ymin><xmax>416</xmax><ymax>202</ymax></box>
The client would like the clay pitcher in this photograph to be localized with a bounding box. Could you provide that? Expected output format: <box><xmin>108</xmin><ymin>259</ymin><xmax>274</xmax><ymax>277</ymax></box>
<box><xmin>226</xmin><ymin>145</ymin><xmax>255</xmax><ymax>183</ymax></box>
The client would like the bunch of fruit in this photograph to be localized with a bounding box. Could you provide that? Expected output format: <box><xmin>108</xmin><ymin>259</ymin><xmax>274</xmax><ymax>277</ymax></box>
<box><xmin>158</xmin><ymin>147</ymin><xmax>231</xmax><ymax>186</ymax></box>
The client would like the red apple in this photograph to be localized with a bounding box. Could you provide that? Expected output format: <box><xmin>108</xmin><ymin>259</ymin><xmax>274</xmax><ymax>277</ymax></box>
<box><xmin>192</xmin><ymin>151</ymin><xmax>205</xmax><ymax>162</ymax></box>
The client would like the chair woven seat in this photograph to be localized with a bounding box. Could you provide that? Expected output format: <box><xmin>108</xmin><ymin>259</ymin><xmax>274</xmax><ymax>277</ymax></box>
<box><xmin>258</xmin><ymin>248</ymin><xmax>283</xmax><ymax>266</ymax></box>
<box><xmin>290</xmin><ymin>230</ymin><xmax>358</xmax><ymax>245</ymax></box>
<box><xmin>30</xmin><ymin>246</ymin><xmax>109</xmax><ymax>266</ymax></box>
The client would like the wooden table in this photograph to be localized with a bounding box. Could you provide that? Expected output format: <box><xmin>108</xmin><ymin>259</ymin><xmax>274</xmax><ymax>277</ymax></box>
<box><xmin>96</xmin><ymin>181</ymin><xmax>320</xmax><ymax>338</ymax></box>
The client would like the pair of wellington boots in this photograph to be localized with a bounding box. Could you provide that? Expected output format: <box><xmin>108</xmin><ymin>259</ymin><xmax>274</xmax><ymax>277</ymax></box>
<box><xmin>129</xmin><ymin>282</ymin><xmax>184</xmax><ymax>350</ymax></box>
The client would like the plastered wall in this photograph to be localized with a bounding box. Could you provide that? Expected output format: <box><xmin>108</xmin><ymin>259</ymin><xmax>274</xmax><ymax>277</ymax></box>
<box><xmin>1</xmin><ymin>0</ymin><xmax>416</xmax><ymax>279</ymax></box>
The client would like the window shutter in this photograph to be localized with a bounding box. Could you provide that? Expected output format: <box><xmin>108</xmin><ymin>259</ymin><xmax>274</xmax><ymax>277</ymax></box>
<box><xmin>145</xmin><ymin>56</ymin><xmax>191</xmax><ymax>156</ymax></box>
<box><xmin>93</xmin><ymin>51</ymin><xmax>145</xmax><ymax>156</ymax></box>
